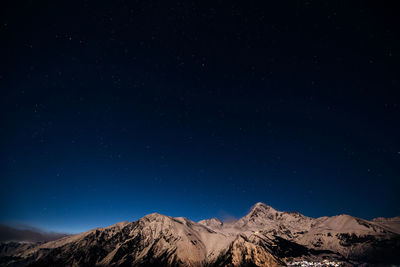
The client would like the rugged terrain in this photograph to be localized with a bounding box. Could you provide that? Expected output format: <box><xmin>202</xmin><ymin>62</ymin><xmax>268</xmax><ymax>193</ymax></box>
<box><xmin>1</xmin><ymin>203</ymin><xmax>399</xmax><ymax>266</ymax></box>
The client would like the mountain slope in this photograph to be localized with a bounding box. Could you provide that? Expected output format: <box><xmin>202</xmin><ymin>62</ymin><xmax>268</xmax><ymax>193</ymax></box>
<box><xmin>1</xmin><ymin>203</ymin><xmax>399</xmax><ymax>266</ymax></box>
<box><xmin>371</xmin><ymin>216</ymin><xmax>400</xmax><ymax>234</ymax></box>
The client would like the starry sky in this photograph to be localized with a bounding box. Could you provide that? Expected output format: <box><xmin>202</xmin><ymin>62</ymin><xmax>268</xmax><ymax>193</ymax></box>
<box><xmin>1</xmin><ymin>1</ymin><xmax>399</xmax><ymax>233</ymax></box>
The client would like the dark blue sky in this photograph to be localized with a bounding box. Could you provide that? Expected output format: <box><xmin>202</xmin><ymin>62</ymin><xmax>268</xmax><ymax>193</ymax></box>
<box><xmin>1</xmin><ymin>1</ymin><xmax>400</xmax><ymax>233</ymax></box>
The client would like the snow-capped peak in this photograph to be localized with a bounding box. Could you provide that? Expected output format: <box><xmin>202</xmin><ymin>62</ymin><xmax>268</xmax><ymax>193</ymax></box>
<box><xmin>2</xmin><ymin>203</ymin><xmax>399</xmax><ymax>266</ymax></box>
<box><xmin>247</xmin><ymin>202</ymin><xmax>276</xmax><ymax>217</ymax></box>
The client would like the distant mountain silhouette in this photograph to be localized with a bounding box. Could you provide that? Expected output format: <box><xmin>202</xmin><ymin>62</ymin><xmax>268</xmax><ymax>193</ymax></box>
<box><xmin>0</xmin><ymin>224</ymin><xmax>68</xmax><ymax>243</ymax></box>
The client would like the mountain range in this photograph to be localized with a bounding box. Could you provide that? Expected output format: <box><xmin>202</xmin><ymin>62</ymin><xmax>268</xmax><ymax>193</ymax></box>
<box><xmin>1</xmin><ymin>202</ymin><xmax>399</xmax><ymax>266</ymax></box>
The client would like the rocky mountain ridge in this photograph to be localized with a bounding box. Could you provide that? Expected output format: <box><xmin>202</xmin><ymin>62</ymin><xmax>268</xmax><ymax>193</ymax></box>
<box><xmin>1</xmin><ymin>203</ymin><xmax>399</xmax><ymax>266</ymax></box>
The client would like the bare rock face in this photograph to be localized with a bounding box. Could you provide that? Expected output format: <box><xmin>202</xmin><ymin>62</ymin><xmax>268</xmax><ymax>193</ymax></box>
<box><xmin>1</xmin><ymin>203</ymin><xmax>399</xmax><ymax>266</ymax></box>
<box><xmin>212</xmin><ymin>235</ymin><xmax>283</xmax><ymax>267</ymax></box>
<box><xmin>233</xmin><ymin>203</ymin><xmax>315</xmax><ymax>235</ymax></box>
<box><xmin>198</xmin><ymin>218</ymin><xmax>223</xmax><ymax>229</ymax></box>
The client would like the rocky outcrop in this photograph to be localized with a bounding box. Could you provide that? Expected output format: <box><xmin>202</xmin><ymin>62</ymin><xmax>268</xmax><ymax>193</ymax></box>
<box><xmin>1</xmin><ymin>203</ymin><xmax>399</xmax><ymax>266</ymax></box>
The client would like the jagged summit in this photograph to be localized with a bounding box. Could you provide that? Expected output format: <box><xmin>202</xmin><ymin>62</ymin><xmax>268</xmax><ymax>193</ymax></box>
<box><xmin>140</xmin><ymin>212</ymin><xmax>170</xmax><ymax>223</ymax></box>
<box><xmin>231</xmin><ymin>202</ymin><xmax>314</xmax><ymax>233</ymax></box>
<box><xmin>247</xmin><ymin>202</ymin><xmax>276</xmax><ymax>217</ymax></box>
<box><xmin>251</xmin><ymin>202</ymin><xmax>272</xmax><ymax>209</ymax></box>
<box><xmin>247</xmin><ymin>202</ymin><xmax>306</xmax><ymax>218</ymax></box>
<box><xmin>1</xmin><ymin>203</ymin><xmax>399</xmax><ymax>266</ymax></box>
<box><xmin>143</xmin><ymin>212</ymin><xmax>166</xmax><ymax>218</ymax></box>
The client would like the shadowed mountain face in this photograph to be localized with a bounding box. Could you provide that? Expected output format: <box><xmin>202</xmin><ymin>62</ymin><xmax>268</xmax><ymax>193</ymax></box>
<box><xmin>1</xmin><ymin>203</ymin><xmax>399</xmax><ymax>267</ymax></box>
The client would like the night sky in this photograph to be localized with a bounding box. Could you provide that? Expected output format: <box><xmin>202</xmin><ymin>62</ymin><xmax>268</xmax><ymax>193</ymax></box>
<box><xmin>1</xmin><ymin>1</ymin><xmax>400</xmax><ymax>233</ymax></box>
